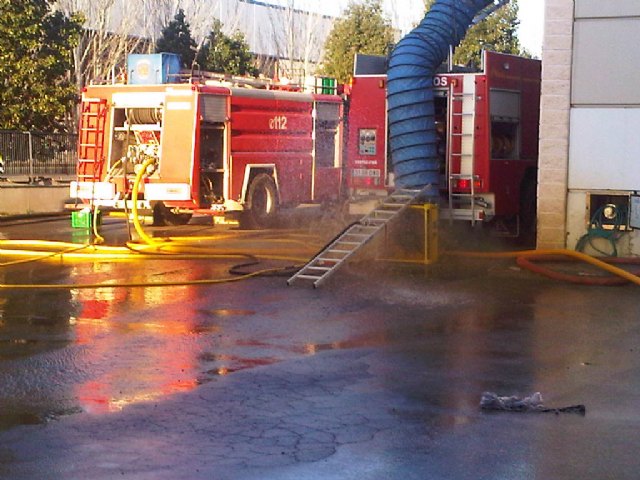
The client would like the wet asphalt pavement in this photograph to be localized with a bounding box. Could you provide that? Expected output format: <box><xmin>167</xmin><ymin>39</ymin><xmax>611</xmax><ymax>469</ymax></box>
<box><xmin>0</xmin><ymin>215</ymin><xmax>639</xmax><ymax>479</ymax></box>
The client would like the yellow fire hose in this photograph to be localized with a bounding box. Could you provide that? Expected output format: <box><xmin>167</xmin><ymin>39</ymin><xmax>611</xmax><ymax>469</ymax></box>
<box><xmin>0</xmin><ymin>157</ymin><xmax>323</xmax><ymax>289</ymax></box>
<box><xmin>130</xmin><ymin>157</ymin><xmax>157</xmax><ymax>246</ymax></box>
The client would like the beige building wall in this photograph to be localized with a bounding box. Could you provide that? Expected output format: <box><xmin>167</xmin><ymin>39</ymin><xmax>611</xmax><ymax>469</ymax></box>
<box><xmin>538</xmin><ymin>0</ymin><xmax>640</xmax><ymax>255</ymax></box>
<box><xmin>537</xmin><ymin>0</ymin><xmax>574</xmax><ymax>249</ymax></box>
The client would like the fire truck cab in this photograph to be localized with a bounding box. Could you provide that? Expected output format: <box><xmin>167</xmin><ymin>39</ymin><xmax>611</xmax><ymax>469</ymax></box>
<box><xmin>71</xmin><ymin>53</ymin><xmax>344</xmax><ymax>227</ymax></box>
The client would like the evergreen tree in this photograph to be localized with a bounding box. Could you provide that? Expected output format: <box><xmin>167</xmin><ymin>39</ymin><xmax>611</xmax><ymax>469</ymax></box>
<box><xmin>0</xmin><ymin>0</ymin><xmax>82</xmax><ymax>131</ymax></box>
<box><xmin>423</xmin><ymin>0</ymin><xmax>526</xmax><ymax>67</ymax></box>
<box><xmin>156</xmin><ymin>9</ymin><xmax>196</xmax><ymax>68</ymax></box>
<box><xmin>199</xmin><ymin>19</ymin><xmax>257</xmax><ymax>76</ymax></box>
<box><xmin>321</xmin><ymin>0</ymin><xmax>395</xmax><ymax>83</ymax></box>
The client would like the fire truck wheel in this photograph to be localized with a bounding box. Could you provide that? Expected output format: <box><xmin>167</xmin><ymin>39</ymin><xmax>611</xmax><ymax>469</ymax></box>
<box><xmin>152</xmin><ymin>202</ymin><xmax>193</xmax><ymax>226</ymax></box>
<box><xmin>244</xmin><ymin>173</ymin><xmax>278</xmax><ymax>228</ymax></box>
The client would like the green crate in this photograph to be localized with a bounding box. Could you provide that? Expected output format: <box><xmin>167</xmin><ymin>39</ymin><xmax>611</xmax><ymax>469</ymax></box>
<box><xmin>71</xmin><ymin>210</ymin><xmax>101</xmax><ymax>229</ymax></box>
<box><xmin>321</xmin><ymin>77</ymin><xmax>336</xmax><ymax>94</ymax></box>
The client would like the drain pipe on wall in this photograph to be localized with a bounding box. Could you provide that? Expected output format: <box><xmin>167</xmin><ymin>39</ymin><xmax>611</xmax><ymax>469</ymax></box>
<box><xmin>386</xmin><ymin>0</ymin><xmax>495</xmax><ymax>190</ymax></box>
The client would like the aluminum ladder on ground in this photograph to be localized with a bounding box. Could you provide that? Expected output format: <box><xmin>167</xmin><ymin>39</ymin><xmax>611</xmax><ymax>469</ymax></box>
<box><xmin>287</xmin><ymin>189</ymin><xmax>422</xmax><ymax>288</ymax></box>
<box><xmin>446</xmin><ymin>76</ymin><xmax>479</xmax><ymax>224</ymax></box>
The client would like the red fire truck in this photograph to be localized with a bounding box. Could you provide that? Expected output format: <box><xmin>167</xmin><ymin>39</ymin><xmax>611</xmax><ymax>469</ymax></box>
<box><xmin>346</xmin><ymin>50</ymin><xmax>541</xmax><ymax>236</ymax></box>
<box><xmin>71</xmin><ymin>52</ymin><xmax>344</xmax><ymax>227</ymax></box>
<box><xmin>71</xmin><ymin>51</ymin><xmax>540</xmax><ymax>233</ymax></box>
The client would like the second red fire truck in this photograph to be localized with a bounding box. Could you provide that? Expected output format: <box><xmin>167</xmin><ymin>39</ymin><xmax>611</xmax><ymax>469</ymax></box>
<box><xmin>71</xmin><ymin>51</ymin><xmax>541</xmax><ymax>234</ymax></box>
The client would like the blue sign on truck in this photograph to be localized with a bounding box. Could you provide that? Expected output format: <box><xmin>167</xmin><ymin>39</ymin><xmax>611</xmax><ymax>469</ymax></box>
<box><xmin>127</xmin><ymin>53</ymin><xmax>181</xmax><ymax>85</ymax></box>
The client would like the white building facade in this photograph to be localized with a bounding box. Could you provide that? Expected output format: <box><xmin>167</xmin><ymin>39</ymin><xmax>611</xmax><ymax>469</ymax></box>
<box><xmin>538</xmin><ymin>0</ymin><xmax>640</xmax><ymax>255</ymax></box>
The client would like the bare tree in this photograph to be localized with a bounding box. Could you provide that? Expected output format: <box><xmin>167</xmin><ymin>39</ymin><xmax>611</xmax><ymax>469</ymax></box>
<box><xmin>54</xmin><ymin>0</ymin><xmax>332</xmax><ymax>91</ymax></box>
<box><xmin>182</xmin><ymin>0</ymin><xmax>224</xmax><ymax>41</ymax></box>
<box><xmin>297</xmin><ymin>2</ymin><xmax>334</xmax><ymax>78</ymax></box>
<box><xmin>139</xmin><ymin>0</ymin><xmax>179</xmax><ymax>41</ymax></box>
<box><xmin>55</xmin><ymin>0</ymin><xmax>152</xmax><ymax>90</ymax></box>
<box><xmin>264</xmin><ymin>0</ymin><xmax>333</xmax><ymax>81</ymax></box>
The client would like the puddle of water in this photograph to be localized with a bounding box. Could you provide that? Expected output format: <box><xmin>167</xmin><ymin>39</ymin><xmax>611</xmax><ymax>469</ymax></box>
<box><xmin>76</xmin><ymin>378</ymin><xmax>200</xmax><ymax>414</ymax></box>
<box><xmin>204</xmin><ymin>358</ymin><xmax>279</xmax><ymax>376</ymax></box>
<box><xmin>198</xmin><ymin>351</ymin><xmax>280</xmax><ymax>377</ymax></box>
<box><xmin>199</xmin><ymin>308</ymin><xmax>256</xmax><ymax>317</ymax></box>
<box><xmin>189</xmin><ymin>324</ymin><xmax>222</xmax><ymax>334</ymax></box>
<box><xmin>0</xmin><ymin>338</ymin><xmax>70</xmax><ymax>360</ymax></box>
<box><xmin>0</xmin><ymin>411</ymin><xmax>42</xmax><ymax>430</ymax></box>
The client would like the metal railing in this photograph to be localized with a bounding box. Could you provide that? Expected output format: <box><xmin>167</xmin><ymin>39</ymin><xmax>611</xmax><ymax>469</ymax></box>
<box><xmin>0</xmin><ymin>130</ymin><xmax>77</xmax><ymax>182</ymax></box>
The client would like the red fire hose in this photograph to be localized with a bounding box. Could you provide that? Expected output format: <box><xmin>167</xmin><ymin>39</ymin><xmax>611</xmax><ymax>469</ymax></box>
<box><xmin>451</xmin><ymin>249</ymin><xmax>640</xmax><ymax>287</ymax></box>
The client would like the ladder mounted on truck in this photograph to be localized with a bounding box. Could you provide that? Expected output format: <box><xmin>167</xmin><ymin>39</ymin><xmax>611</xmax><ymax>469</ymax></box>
<box><xmin>445</xmin><ymin>75</ymin><xmax>481</xmax><ymax>224</ymax></box>
<box><xmin>76</xmin><ymin>98</ymin><xmax>108</xmax><ymax>184</ymax></box>
<box><xmin>288</xmin><ymin>188</ymin><xmax>425</xmax><ymax>288</ymax></box>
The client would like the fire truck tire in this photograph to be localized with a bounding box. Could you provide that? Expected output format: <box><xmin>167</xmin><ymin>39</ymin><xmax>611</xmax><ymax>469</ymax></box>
<box><xmin>152</xmin><ymin>202</ymin><xmax>193</xmax><ymax>226</ymax></box>
<box><xmin>243</xmin><ymin>173</ymin><xmax>278</xmax><ymax>229</ymax></box>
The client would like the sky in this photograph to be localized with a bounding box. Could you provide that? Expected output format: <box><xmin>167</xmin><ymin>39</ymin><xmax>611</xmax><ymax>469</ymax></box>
<box><xmin>515</xmin><ymin>0</ymin><xmax>545</xmax><ymax>57</ymax></box>
<box><xmin>382</xmin><ymin>0</ymin><xmax>545</xmax><ymax>57</ymax></box>
<box><xmin>272</xmin><ymin>0</ymin><xmax>545</xmax><ymax>58</ymax></box>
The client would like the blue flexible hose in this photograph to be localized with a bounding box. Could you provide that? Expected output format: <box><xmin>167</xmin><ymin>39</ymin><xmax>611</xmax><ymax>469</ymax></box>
<box><xmin>387</xmin><ymin>0</ymin><xmax>493</xmax><ymax>190</ymax></box>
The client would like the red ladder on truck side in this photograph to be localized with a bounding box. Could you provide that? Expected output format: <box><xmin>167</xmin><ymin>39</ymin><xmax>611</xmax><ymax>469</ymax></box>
<box><xmin>76</xmin><ymin>98</ymin><xmax>108</xmax><ymax>183</ymax></box>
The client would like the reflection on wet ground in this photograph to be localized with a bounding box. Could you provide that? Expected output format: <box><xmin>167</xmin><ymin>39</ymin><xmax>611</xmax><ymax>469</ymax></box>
<box><xmin>0</xmin><ymin>215</ymin><xmax>334</xmax><ymax>430</ymax></box>
<box><xmin>0</xmin><ymin>217</ymin><xmax>635</xmax><ymax>443</ymax></box>
<box><xmin>199</xmin><ymin>308</ymin><xmax>256</xmax><ymax>317</ymax></box>
<box><xmin>0</xmin><ymin>251</ymin><xmax>537</xmax><ymax>431</ymax></box>
<box><xmin>0</xmin><ymin>251</ymin><xmax>247</xmax><ymax>427</ymax></box>
<box><xmin>2</xmin><ymin>217</ymin><xmax>640</xmax><ymax>479</ymax></box>
<box><xmin>0</xmin><ymin>255</ymin><xmax>490</xmax><ymax>422</ymax></box>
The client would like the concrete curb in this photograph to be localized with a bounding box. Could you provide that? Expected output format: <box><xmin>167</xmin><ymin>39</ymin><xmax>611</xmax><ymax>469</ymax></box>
<box><xmin>0</xmin><ymin>211</ymin><xmax>69</xmax><ymax>224</ymax></box>
<box><xmin>0</xmin><ymin>183</ymin><xmax>71</xmax><ymax>217</ymax></box>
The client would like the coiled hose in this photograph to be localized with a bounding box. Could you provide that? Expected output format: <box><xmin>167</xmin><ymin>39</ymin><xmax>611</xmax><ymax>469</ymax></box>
<box><xmin>575</xmin><ymin>204</ymin><xmax>627</xmax><ymax>257</ymax></box>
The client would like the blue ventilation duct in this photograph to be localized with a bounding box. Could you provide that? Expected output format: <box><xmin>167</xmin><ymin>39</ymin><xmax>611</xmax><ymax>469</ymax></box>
<box><xmin>387</xmin><ymin>0</ymin><xmax>494</xmax><ymax>190</ymax></box>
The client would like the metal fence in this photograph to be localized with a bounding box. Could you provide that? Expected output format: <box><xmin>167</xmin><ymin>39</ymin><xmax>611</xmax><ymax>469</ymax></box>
<box><xmin>0</xmin><ymin>130</ymin><xmax>77</xmax><ymax>181</ymax></box>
